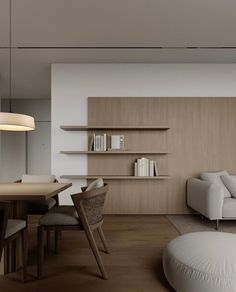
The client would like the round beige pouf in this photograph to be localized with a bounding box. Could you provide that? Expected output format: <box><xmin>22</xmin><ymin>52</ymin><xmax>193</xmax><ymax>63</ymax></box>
<box><xmin>163</xmin><ymin>232</ymin><xmax>236</xmax><ymax>292</ymax></box>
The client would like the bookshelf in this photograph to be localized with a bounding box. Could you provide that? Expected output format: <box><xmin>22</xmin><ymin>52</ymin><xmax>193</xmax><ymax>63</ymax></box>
<box><xmin>60</xmin><ymin>150</ymin><xmax>169</xmax><ymax>155</ymax></box>
<box><xmin>60</xmin><ymin>175</ymin><xmax>170</xmax><ymax>180</ymax></box>
<box><xmin>60</xmin><ymin>124</ymin><xmax>169</xmax><ymax>179</ymax></box>
<box><xmin>60</xmin><ymin>97</ymin><xmax>171</xmax><ymax>214</ymax></box>
<box><xmin>60</xmin><ymin>125</ymin><xmax>170</xmax><ymax>131</ymax></box>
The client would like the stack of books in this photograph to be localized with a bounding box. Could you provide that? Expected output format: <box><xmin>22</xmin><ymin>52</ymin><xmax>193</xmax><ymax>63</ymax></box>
<box><xmin>89</xmin><ymin>134</ymin><xmax>125</xmax><ymax>151</ymax></box>
<box><xmin>134</xmin><ymin>158</ymin><xmax>158</xmax><ymax>177</ymax></box>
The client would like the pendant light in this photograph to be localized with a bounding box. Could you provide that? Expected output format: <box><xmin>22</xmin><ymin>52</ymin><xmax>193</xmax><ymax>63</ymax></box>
<box><xmin>0</xmin><ymin>0</ymin><xmax>35</xmax><ymax>132</ymax></box>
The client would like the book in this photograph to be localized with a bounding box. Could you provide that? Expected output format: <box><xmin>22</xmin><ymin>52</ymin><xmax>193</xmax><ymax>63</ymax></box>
<box><xmin>149</xmin><ymin>160</ymin><xmax>154</xmax><ymax>176</ymax></box>
<box><xmin>154</xmin><ymin>161</ymin><xmax>158</xmax><ymax>176</ymax></box>
<box><xmin>95</xmin><ymin>135</ymin><xmax>101</xmax><ymax>151</ymax></box>
<box><xmin>134</xmin><ymin>158</ymin><xmax>157</xmax><ymax>177</ymax></box>
<box><xmin>134</xmin><ymin>162</ymin><xmax>138</xmax><ymax>176</ymax></box>
<box><xmin>103</xmin><ymin>134</ymin><xmax>107</xmax><ymax>151</ymax></box>
<box><xmin>89</xmin><ymin>135</ymin><xmax>94</xmax><ymax>151</ymax></box>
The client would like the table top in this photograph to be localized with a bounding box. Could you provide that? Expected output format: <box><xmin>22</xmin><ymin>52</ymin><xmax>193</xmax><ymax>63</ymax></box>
<box><xmin>0</xmin><ymin>183</ymin><xmax>72</xmax><ymax>201</ymax></box>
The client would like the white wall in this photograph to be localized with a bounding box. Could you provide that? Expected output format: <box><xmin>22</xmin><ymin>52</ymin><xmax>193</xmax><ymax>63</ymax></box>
<box><xmin>0</xmin><ymin>99</ymin><xmax>51</xmax><ymax>182</ymax></box>
<box><xmin>52</xmin><ymin>63</ymin><xmax>236</xmax><ymax>206</ymax></box>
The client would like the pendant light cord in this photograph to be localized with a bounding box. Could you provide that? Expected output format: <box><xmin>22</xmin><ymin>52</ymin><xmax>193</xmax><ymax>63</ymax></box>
<box><xmin>9</xmin><ymin>0</ymin><xmax>12</xmax><ymax>113</ymax></box>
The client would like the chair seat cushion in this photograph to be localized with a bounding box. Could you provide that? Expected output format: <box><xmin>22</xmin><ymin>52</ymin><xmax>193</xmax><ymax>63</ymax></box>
<box><xmin>28</xmin><ymin>198</ymin><xmax>57</xmax><ymax>214</ymax></box>
<box><xmin>5</xmin><ymin>219</ymin><xmax>26</xmax><ymax>239</ymax></box>
<box><xmin>39</xmin><ymin>206</ymin><xmax>81</xmax><ymax>226</ymax></box>
<box><xmin>163</xmin><ymin>232</ymin><xmax>236</xmax><ymax>292</ymax></box>
<box><xmin>223</xmin><ymin>198</ymin><xmax>236</xmax><ymax>218</ymax></box>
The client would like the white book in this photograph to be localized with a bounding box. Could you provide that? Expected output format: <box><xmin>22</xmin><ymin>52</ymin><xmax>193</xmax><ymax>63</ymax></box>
<box><xmin>103</xmin><ymin>134</ymin><xmax>107</xmax><ymax>151</ymax></box>
<box><xmin>95</xmin><ymin>135</ymin><xmax>100</xmax><ymax>151</ymax></box>
<box><xmin>100</xmin><ymin>136</ymin><xmax>104</xmax><ymax>151</ymax></box>
<box><xmin>139</xmin><ymin>158</ymin><xmax>146</xmax><ymax>176</ymax></box>
<box><xmin>145</xmin><ymin>159</ymin><xmax>150</xmax><ymax>176</ymax></box>
<box><xmin>137</xmin><ymin>159</ymin><xmax>141</xmax><ymax>176</ymax></box>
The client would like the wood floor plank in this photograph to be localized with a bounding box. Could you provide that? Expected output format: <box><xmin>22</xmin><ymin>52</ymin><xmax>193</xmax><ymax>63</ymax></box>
<box><xmin>0</xmin><ymin>215</ymin><xmax>178</xmax><ymax>291</ymax></box>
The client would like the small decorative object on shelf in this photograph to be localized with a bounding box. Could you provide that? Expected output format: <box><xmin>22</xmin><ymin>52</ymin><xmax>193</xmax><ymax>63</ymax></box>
<box><xmin>111</xmin><ymin>135</ymin><xmax>125</xmax><ymax>150</ymax></box>
<box><xmin>134</xmin><ymin>157</ymin><xmax>158</xmax><ymax>177</ymax></box>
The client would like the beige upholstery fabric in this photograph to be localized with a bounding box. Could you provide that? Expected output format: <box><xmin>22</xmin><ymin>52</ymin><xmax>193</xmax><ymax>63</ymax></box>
<box><xmin>39</xmin><ymin>206</ymin><xmax>80</xmax><ymax>226</ymax></box>
<box><xmin>5</xmin><ymin>219</ymin><xmax>26</xmax><ymax>239</ymax></box>
<box><xmin>200</xmin><ymin>171</ymin><xmax>231</xmax><ymax>198</ymax></box>
<box><xmin>223</xmin><ymin>198</ymin><xmax>236</xmax><ymax>218</ymax></box>
<box><xmin>187</xmin><ymin>178</ymin><xmax>224</xmax><ymax>220</ymax></box>
<box><xmin>163</xmin><ymin>232</ymin><xmax>236</xmax><ymax>292</ymax></box>
<box><xmin>221</xmin><ymin>175</ymin><xmax>236</xmax><ymax>198</ymax></box>
<box><xmin>21</xmin><ymin>174</ymin><xmax>56</xmax><ymax>183</ymax></box>
<box><xmin>86</xmin><ymin>178</ymin><xmax>104</xmax><ymax>191</ymax></box>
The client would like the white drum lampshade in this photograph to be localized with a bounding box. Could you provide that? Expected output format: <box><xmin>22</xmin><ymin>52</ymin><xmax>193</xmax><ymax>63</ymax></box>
<box><xmin>0</xmin><ymin>112</ymin><xmax>35</xmax><ymax>131</ymax></box>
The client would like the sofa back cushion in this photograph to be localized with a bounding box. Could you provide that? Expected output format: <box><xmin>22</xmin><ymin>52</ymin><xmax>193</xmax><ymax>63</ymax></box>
<box><xmin>200</xmin><ymin>171</ymin><xmax>231</xmax><ymax>198</ymax></box>
<box><xmin>21</xmin><ymin>174</ymin><xmax>56</xmax><ymax>183</ymax></box>
<box><xmin>221</xmin><ymin>174</ymin><xmax>236</xmax><ymax>199</ymax></box>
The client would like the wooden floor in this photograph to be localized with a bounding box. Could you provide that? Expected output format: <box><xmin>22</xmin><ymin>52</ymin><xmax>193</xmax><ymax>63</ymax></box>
<box><xmin>0</xmin><ymin>215</ymin><xmax>179</xmax><ymax>292</ymax></box>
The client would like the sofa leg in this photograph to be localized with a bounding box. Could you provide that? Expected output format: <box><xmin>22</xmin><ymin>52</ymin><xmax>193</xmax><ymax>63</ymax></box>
<box><xmin>216</xmin><ymin>220</ymin><xmax>219</xmax><ymax>230</ymax></box>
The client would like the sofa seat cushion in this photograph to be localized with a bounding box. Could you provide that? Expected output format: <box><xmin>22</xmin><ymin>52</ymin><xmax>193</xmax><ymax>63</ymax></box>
<box><xmin>223</xmin><ymin>198</ymin><xmax>236</xmax><ymax>218</ymax></box>
<box><xmin>5</xmin><ymin>219</ymin><xmax>26</xmax><ymax>239</ymax></box>
<box><xmin>28</xmin><ymin>198</ymin><xmax>57</xmax><ymax>214</ymax></box>
<box><xmin>39</xmin><ymin>206</ymin><xmax>81</xmax><ymax>226</ymax></box>
<box><xmin>200</xmin><ymin>171</ymin><xmax>231</xmax><ymax>198</ymax></box>
<box><xmin>163</xmin><ymin>232</ymin><xmax>236</xmax><ymax>292</ymax></box>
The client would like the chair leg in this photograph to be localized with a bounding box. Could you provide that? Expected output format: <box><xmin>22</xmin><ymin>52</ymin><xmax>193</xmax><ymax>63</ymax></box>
<box><xmin>54</xmin><ymin>230</ymin><xmax>59</xmax><ymax>254</ymax></box>
<box><xmin>21</xmin><ymin>229</ymin><xmax>28</xmax><ymax>282</ymax></box>
<box><xmin>46</xmin><ymin>230</ymin><xmax>50</xmax><ymax>252</ymax></box>
<box><xmin>37</xmin><ymin>226</ymin><xmax>44</xmax><ymax>279</ymax></box>
<box><xmin>84</xmin><ymin>228</ymin><xmax>108</xmax><ymax>280</ymax></box>
<box><xmin>97</xmin><ymin>226</ymin><xmax>110</xmax><ymax>254</ymax></box>
<box><xmin>216</xmin><ymin>220</ymin><xmax>219</xmax><ymax>230</ymax></box>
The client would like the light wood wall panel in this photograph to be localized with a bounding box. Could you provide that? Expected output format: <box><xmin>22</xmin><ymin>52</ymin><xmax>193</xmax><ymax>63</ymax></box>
<box><xmin>88</xmin><ymin>97</ymin><xmax>236</xmax><ymax>214</ymax></box>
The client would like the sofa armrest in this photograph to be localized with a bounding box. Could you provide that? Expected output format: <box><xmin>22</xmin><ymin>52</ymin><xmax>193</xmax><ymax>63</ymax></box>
<box><xmin>187</xmin><ymin>178</ymin><xmax>224</xmax><ymax>220</ymax></box>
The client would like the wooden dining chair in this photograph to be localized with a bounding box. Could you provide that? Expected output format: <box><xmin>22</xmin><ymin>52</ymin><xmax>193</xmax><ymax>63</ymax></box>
<box><xmin>0</xmin><ymin>201</ymin><xmax>27</xmax><ymax>282</ymax></box>
<box><xmin>16</xmin><ymin>175</ymin><xmax>59</xmax><ymax>250</ymax></box>
<box><xmin>37</xmin><ymin>184</ymin><xmax>109</xmax><ymax>280</ymax></box>
<box><xmin>16</xmin><ymin>175</ymin><xmax>59</xmax><ymax>215</ymax></box>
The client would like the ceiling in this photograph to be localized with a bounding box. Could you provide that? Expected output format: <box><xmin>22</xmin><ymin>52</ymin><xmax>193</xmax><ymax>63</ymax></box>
<box><xmin>1</xmin><ymin>0</ymin><xmax>236</xmax><ymax>99</ymax></box>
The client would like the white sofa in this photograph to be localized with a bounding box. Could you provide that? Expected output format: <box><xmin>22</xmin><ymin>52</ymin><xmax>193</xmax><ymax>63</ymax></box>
<box><xmin>187</xmin><ymin>171</ymin><xmax>236</xmax><ymax>229</ymax></box>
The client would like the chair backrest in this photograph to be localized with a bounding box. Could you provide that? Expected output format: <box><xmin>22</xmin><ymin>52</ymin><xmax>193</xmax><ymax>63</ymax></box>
<box><xmin>0</xmin><ymin>202</ymin><xmax>10</xmax><ymax>261</ymax></box>
<box><xmin>21</xmin><ymin>174</ymin><xmax>57</xmax><ymax>183</ymax></box>
<box><xmin>71</xmin><ymin>184</ymin><xmax>108</xmax><ymax>227</ymax></box>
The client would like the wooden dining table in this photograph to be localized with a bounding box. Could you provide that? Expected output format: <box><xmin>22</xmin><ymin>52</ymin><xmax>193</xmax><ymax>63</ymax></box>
<box><xmin>0</xmin><ymin>182</ymin><xmax>72</xmax><ymax>275</ymax></box>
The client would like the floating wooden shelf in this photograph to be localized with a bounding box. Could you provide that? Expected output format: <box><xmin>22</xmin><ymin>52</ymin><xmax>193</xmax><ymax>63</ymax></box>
<box><xmin>60</xmin><ymin>150</ymin><xmax>169</xmax><ymax>155</ymax></box>
<box><xmin>60</xmin><ymin>125</ymin><xmax>170</xmax><ymax>131</ymax></box>
<box><xmin>60</xmin><ymin>175</ymin><xmax>170</xmax><ymax>180</ymax></box>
